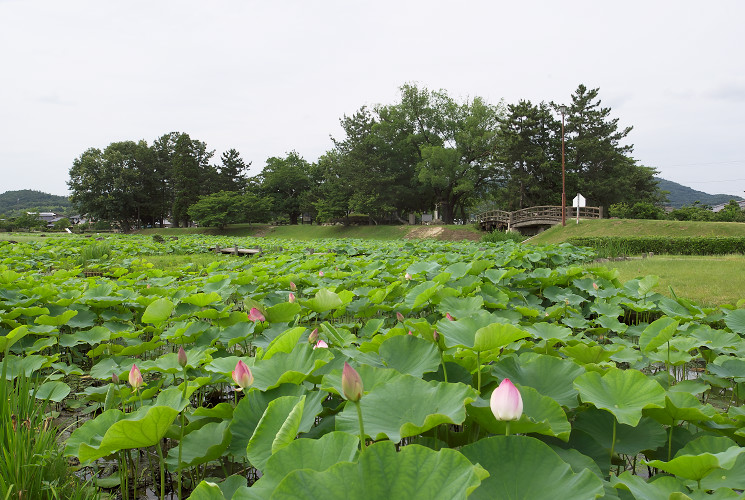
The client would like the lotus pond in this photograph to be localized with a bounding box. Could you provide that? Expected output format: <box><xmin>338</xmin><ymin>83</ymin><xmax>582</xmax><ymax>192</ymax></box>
<box><xmin>2</xmin><ymin>234</ymin><xmax>745</xmax><ymax>499</ymax></box>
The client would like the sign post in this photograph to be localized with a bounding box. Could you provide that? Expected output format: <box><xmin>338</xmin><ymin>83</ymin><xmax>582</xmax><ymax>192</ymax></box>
<box><xmin>572</xmin><ymin>194</ymin><xmax>586</xmax><ymax>224</ymax></box>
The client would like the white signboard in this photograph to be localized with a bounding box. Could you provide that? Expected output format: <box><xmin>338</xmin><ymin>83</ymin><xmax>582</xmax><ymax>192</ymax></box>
<box><xmin>573</xmin><ymin>194</ymin><xmax>586</xmax><ymax>208</ymax></box>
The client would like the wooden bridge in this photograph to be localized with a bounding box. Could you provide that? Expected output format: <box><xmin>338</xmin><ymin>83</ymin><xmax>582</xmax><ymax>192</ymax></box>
<box><xmin>477</xmin><ymin>205</ymin><xmax>603</xmax><ymax>232</ymax></box>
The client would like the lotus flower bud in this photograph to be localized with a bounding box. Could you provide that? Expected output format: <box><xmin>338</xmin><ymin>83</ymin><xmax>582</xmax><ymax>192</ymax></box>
<box><xmin>396</xmin><ymin>312</ymin><xmax>405</xmax><ymax>323</ymax></box>
<box><xmin>313</xmin><ymin>339</ymin><xmax>328</xmax><ymax>349</ymax></box>
<box><xmin>288</xmin><ymin>292</ymin><xmax>296</xmax><ymax>303</ymax></box>
<box><xmin>405</xmin><ymin>273</ymin><xmax>412</xmax><ymax>280</ymax></box>
<box><xmin>490</xmin><ymin>378</ymin><xmax>523</xmax><ymax>421</ymax></box>
<box><xmin>178</xmin><ymin>346</ymin><xmax>187</xmax><ymax>368</ymax></box>
<box><xmin>308</xmin><ymin>328</ymin><xmax>319</xmax><ymax>344</ymax></box>
<box><xmin>446</xmin><ymin>312</ymin><xmax>454</xmax><ymax>321</ymax></box>
<box><xmin>433</xmin><ymin>330</ymin><xmax>440</xmax><ymax>343</ymax></box>
<box><xmin>289</xmin><ymin>281</ymin><xmax>297</xmax><ymax>291</ymax></box>
<box><xmin>231</xmin><ymin>360</ymin><xmax>253</xmax><ymax>391</ymax></box>
<box><xmin>248</xmin><ymin>307</ymin><xmax>265</xmax><ymax>322</ymax></box>
<box><xmin>318</xmin><ymin>270</ymin><xmax>324</xmax><ymax>277</ymax></box>
<box><xmin>129</xmin><ymin>364</ymin><xmax>143</xmax><ymax>390</ymax></box>
<box><xmin>592</xmin><ymin>282</ymin><xmax>599</xmax><ymax>291</ymax></box>
<box><xmin>342</xmin><ymin>362</ymin><xmax>363</xmax><ymax>402</ymax></box>
<box><xmin>112</xmin><ymin>372</ymin><xmax>119</xmax><ymax>385</ymax></box>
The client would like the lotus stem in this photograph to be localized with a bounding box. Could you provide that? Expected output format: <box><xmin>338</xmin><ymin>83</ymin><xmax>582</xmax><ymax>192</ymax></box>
<box><xmin>668</xmin><ymin>422</ymin><xmax>674</xmax><ymax>462</ymax></box>
<box><xmin>156</xmin><ymin>439</ymin><xmax>166</xmax><ymax>500</ymax></box>
<box><xmin>354</xmin><ymin>400</ymin><xmax>366</xmax><ymax>453</ymax></box>
<box><xmin>476</xmin><ymin>351</ymin><xmax>482</xmax><ymax>394</ymax></box>
<box><xmin>505</xmin><ymin>421</ymin><xmax>511</xmax><ymax>437</ymax></box>
<box><xmin>610</xmin><ymin>418</ymin><xmax>617</xmax><ymax>471</ymax></box>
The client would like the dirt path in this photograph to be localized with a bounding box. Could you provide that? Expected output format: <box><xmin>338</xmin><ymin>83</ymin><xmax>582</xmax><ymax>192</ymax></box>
<box><xmin>404</xmin><ymin>226</ymin><xmax>482</xmax><ymax>241</ymax></box>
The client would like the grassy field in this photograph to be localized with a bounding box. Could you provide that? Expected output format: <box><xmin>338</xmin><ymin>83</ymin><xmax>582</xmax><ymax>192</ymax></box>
<box><xmin>590</xmin><ymin>254</ymin><xmax>745</xmax><ymax>307</ymax></box>
<box><xmin>527</xmin><ymin>218</ymin><xmax>745</xmax><ymax>245</ymax></box>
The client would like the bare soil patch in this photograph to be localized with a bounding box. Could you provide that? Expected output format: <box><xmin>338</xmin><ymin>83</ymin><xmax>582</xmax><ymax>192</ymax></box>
<box><xmin>404</xmin><ymin>226</ymin><xmax>482</xmax><ymax>241</ymax></box>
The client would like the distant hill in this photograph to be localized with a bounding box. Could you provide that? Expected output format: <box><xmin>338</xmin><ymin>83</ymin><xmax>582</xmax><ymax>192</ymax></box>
<box><xmin>0</xmin><ymin>190</ymin><xmax>71</xmax><ymax>216</ymax></box>
<box><xmin>655</xmin><ymin>177</ymin><xmax>743</xmax><ymax>209</ymax></box>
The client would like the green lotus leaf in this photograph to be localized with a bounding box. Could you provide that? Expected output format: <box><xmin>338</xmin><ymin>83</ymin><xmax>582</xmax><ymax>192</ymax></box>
<box><xmin>35</xmin><ymin>380</ymin><xmax>71</xmax><ymax>402</ymax></box>
<box><xmin>228</xmin><ymin>385</ymin><xmax>325</xmax><ymax>457</ymax></box>
<box><xmin>35</xmin><ymin>309</ymin><xmax>77</xmax><ymax>326</ymax></box>
<box><xmin>2</xmin><ymin>353</ymin><xmax>55</xmax><ymax>379</ymax></box>
<box><xmin>437</xmin><ymin>296</ymin><xmax>484</xmax><ymax>319</ymax></box>
<box><xmin>724</xmin><ymin>309</ymin><xmax>745</xmax><ymax>334</ymax></box>
<box><xmin>141</xmin><ymin>297</ymin><xmax>175</xmax><ymax>324</ymax></box>
<box><xmin>321</xmin><ymin>364</ymin><xmax>404</xmax><ymax>397</ymax></box>
<box><xmin>461</xmin><ymin>436</ymin><xmax>604</xmax><ymax>500</ymax></box>
<box><xmin>707</xmin><ymin>357</ymin><xmax>745</xmax><ymax>381</ymax></box>
<box><xmin>244</xmin><ymin>432</ymin><xmax>359</xmax><ymax>500</ymax></box>
<box><xmin>611</xmin><ymin>471</ymin><xmax>689</xmax><ymax>500</ymax></box>
<box><xmin>469</xmin><ymin>385</ymin><xmax>571</xmax><ymax>441</ymax></box>
<box><xmin>270</xmin><ymin>441</ymin><xmax>484</xmax><ymax>500</ymax></box>
<box><xmin>560</xmin><ymin>342</ymin><xmax>618</xmax><ymax>367</ymax></box>
<box><xmin>181</xmin><ymin>292</ymin><xmax>222</xmax><ymax>308</ymax></box>
<box><xmin>644</xmin><ymin>391</ymin><xmax>719</xmax><ymax>426</ymax></box>
<box><xmin>59</xmin><ymin>325</ymin><xmax>111</xmax><ymax>347</ymax></box>
<box><xmin>69</xmin><ymin>405</ymin><xmax>178</xmax><ymax>463</ymax></box>
<box><xmin>166</xmin><ymin>420</ymin><xmax>231</xmax><ymax>471</ymax></box>
<box><xmin>490</xmin><ymin>353</ymin><xmax>584</xmax><ymax>408</ymax></box>
<box><xmin>404</xmin><ymin>281</ymin><xmax>442</xmax><ymax>311</ymax></box>
<box><xmin>640</xmin><ymin>317</ymin><xmax>679</xmax><ymax>352</ymax></box>
<box><xmin>526</xmin><ymin>323</ymin><xmax>573</xmax><ymax>342</ymax></box>
<box><xmin>252</xmin><ymin>343</ymin><xmax>334</xmax><ymax>391</ymax></box>
<box><xmin>646</xmin><ymin>446</ymin><xmax>745</xmax><ymax>482</ymax></box>
<box><xmin>574</xmin><ymin>368</ymin><xmax>666</xmax><ymax>426</ymax></box>
<box><xmin>378</xmin><ymin>335</ymin><xmax>440</xmax><ymax>377</ymax></box>
<box><xmin>406</xmin><ymin>261</ymin><xmax>441</xmax><ymax>277</ymax></box>
<box><xmin>335</xmin><ymin>374</ymin><xmax>478</xmax><ymax>442</ymax></box>
<box><xmin>435</xmin><ymin>310</ymin><xmax>504</xmax><ymax>350</ymax></box>
<box><xmin>188</xmin><ymin>481</ymin><xmax>226</xmax><ymax>500</ymax></box>
<box><xmin>573</xmin><ymin>408</ymin><xmax>667</xmax><ymax>456</ymax></box>
<box><xmin>260</xmin><ymin>327</ymin><xmax>306</xmax><ymax>360</ymax></box>
<box><xmin>265</xmin><ymin>302</ymin><xmax>302</xmax><ymax>323</ymax></box>
<box><xmin>246</xmin><ymin>395</ymin><xmax>306</xmax><ymax>472</ymax></box>
<box><xmin>66</xmin><ymin>307</ymin><xmax>98</xmax><ymax>328</ymax></box>
<box><xmin>303</xmin><ymin>288</ymin><xmax>343</xmax><ymax>313</ymax></box>
<box><xmin>0</xmin><ymin>325</ymin><xmax>28</xmax><ymax>354</ymax></box>
<box><xmin>700</xmin><ymin>453</ymin><xmax>745</xmax><ymax>491</ymax></box>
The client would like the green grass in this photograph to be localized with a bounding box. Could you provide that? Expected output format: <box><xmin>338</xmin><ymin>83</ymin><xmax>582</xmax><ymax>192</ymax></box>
<box><xmin>591</xmin><ymin>254</ymin><xmax>745</xmax><ymax>307</ymax></box>
<box><xmin>527</xmin><ymin>219</ymin><xmax>745</xmax><ymax>245</ymax></box>
<box><xmin>142</xmin><ymin>252</ymin><xmax>235</xmax><ymax>271</ymax></box>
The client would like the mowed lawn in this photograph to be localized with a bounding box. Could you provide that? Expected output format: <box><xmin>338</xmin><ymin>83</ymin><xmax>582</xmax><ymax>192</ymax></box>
<box><xmin>592</xmin><ymin>254</ymin><xmax>745</xmax><ymax>307</ymax></box>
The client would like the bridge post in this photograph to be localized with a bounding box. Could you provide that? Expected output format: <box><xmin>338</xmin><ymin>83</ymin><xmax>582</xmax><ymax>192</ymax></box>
<box><xmin>508</xmin><ymin>212</ymin><xmax>513</xmax><ymax>231</ymax></box>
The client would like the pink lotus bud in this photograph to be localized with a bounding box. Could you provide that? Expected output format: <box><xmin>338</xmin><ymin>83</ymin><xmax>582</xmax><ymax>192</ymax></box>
<box><xmin>112</xmin><ymin>372</ymin><xmax>119</xmax><ymax>385</ymax></box>
<box><xmin>318</xmin><ymin>270</ymin><xmax>324</xmax><ymax>277</ymax></box>
<box><xmin>342</xmin><ymin>362</ymin><xmax>363</xmax><ymax>402</ymax></box>
<box><xmin>178</xmin><ymin>346</ymin><xmax>187</xmax><ymax>368</ymax></box>
<box><xmin>396</xmin><ymin>312</ymin><xmax>405</xmax><ymax>323</ymax></box>
<box><xmin>490</xmin><ymin>378</ymin><xmax>523</xmax><ymax>421</ymax></box>
<box><xmin>446</xmin><ymin>312</ymin><xmax>454</xmax><ymax>321</ymax></box>
<box><xmin>248</xmin><ymin>307</ymin><xmax>265</xmax><ymax>322</ymax></box>
<box><xmin>129</xmin><ymin>364</ymin><xmax>143</xmax><ymax>390</ymax></box>
<box><xmin>313</xmin><ymin>339</ymin><xmax>328</xmax><ymax>349</ymax></box>
<box><xmin>289</xmin><ymin>281</ymin><xmax>297</xmax><ymax>291</ymax></box>
<box><xmin>407</xmin><ymin>330</ymin><xmax>413</xmax><ymax>335</ymax></box>
<box><xmin>433</xmin><ymin>330</ymin><xmax>440</xmax><ymax>342</ymax></box>
<box><xmin>308</xmin><ymin>328</ymin><xmax>319</xmax><ymax>344</ymax></box>
<box><xmin>405</xmin><ymin>273</ymin><xmax>412</xmax><ymax>280</ymax></box>
<box><xmin>231</xmin><ymin>360</ymin><xmax>253</xmax><ymax>391</ymax></box>
<box><xmin>289</xmin><ymin>292</ymin><xmax>296</xmax><ymax>303</ymax></box>
<box><xmin>593</xmin><ymin>282</ymin><xmax>599</xmax><ymax>290</ymax></box>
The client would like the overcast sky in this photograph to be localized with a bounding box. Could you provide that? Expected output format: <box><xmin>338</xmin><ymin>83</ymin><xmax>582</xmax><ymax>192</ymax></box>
<box><xmin>2</xmin><ymin>0</ymin><xmax>744</xmax><ymax>199</ymax></box>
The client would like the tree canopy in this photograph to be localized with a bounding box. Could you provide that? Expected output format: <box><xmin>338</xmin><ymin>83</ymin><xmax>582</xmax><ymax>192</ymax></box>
<box><xmin>66</xmin><ymin>84</ymin><xmax>666</xmax><ymax>229</ymax></box>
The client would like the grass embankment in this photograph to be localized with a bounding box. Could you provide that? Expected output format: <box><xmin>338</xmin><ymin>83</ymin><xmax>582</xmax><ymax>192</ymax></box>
<box><xmin>591</xmin><ymin>255</ymin><xmax>745</xmax><ymax>308</ymax></box>
<box><xmin>527</xmin><ymin>218</ymin><xmax>745</xmax><ymax>245</ymax></box>
<box><xmin>137</xmin><ymin>223</ymin><xmax>482</xmax><ymax>241</ymax></box>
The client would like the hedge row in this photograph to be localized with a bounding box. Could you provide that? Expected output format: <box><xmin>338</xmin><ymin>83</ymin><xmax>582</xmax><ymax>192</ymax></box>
<box><xmin>567</xmin><ymin>236</ymin><xmax>745</xmax><ymax>256</ymax></box>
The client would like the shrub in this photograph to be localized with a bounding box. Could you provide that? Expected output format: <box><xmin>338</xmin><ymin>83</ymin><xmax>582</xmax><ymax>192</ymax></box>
<box><xmin>568</xmin><ymin>236</ymin><xmax>745</xmax><ymax>256</ymax></box>
<box><xmin>482</xmin><ymin>230</ymin><xmax>525</xmax><ymax>244</ymax></box>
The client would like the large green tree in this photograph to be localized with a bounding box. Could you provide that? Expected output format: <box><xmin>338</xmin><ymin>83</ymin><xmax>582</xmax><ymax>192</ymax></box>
<box><xmin>187</xmin><ymin>190</ymin><xmax>271</xmax><ymax>229</ymax></box>
<box><xmin>216</xmin><ymin>149</ymin><xmax>250</xmax><ymax>193</ymax></box>
<box><xmin>170</xmin><ymin>133</ymin><xmax>214</xmax><ymax>227</ymax></box>
<box><xmin>396</xmin><ymin>84</ymin><xmax>505</xmax><ymax>223</ymax></box>
<box><xmin>496</xmin><ymin>100</ymin><xmax>562</xmax><ymax>209</ymax></box>
<box><xmin>563</xmin><ymin>85</ymin><xmax>662</xmax><ymax>210</ymax></box>
<box><xmin>259</xmin><ymin>151</ymin><xmax>312</xmax><ymax>224</ymax></box>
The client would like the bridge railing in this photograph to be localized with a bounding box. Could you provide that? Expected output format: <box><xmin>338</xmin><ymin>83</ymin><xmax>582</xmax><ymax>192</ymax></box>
<box><xmin>477</xmin><ymin>205</ymin><xmax>602</xmax><ymax>229</ymax></box>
